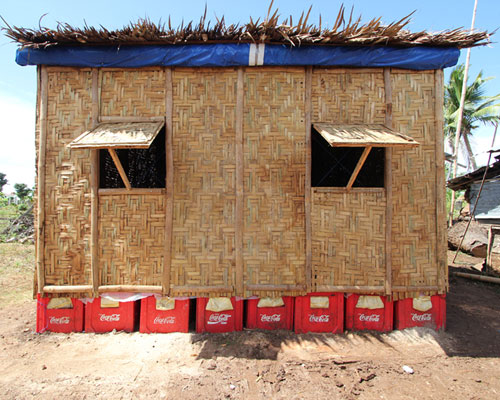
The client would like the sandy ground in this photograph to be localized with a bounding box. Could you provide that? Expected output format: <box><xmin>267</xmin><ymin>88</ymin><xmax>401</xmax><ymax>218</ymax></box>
<box><xmin>1</xmin><ymin>249</ymin><xmax>500</xmax><ymax>399</ymax></box>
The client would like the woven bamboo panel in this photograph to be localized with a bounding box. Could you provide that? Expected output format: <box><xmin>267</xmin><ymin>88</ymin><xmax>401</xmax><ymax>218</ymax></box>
<box><xmin>312</xmin><ymin>69</ymin><xmax>385</xmax><ymax>124</ymax></box>
<box><xmin>100</xmin><ymin>69</ymin><xmax>165</xmax><ymax>117</ymax></box>
<box><xmin>243</xmin><ymin>68</ymin><xmax>306</xmax><ymax>297</ymax></box>
<box><xmin>312</xmin><ymin>190</ymin><xmax>387</xmax><ymax>287</ymax></box>
<box><xmin>391</xmin><ymin>71</ymin><xmax>440</xmax><ymax>290</ymax></box>
<box><xmin>43</xmin><ymin>69</ymin><xmax>93</xmax><ymax>285</ymax></box>
<box><xmin>99</xmin><ymin>194</ymin><xmax>165</xmax><ymax>285</ymax></box>
<box><xmin>170</xmin><ymin>69</ymin><xmax>237</xmax><ymax>297</ymax></box>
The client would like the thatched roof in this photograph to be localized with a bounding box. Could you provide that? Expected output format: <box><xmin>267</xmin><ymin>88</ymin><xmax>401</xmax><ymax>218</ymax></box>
<box><xmin>1</xmin><ymin>4</ymin><xmax>490</xmax><ymax>49</ymax></box>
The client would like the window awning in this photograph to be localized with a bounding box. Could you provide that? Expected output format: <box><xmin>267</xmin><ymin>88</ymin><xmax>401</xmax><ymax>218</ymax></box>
<box><xmin>68</xmin><ymin>121</ymin><xmax>164</xmax><ymax>149</ymax></box>
<box><xmin>312</xmin><ymin>123</ymin><xmax>419</xmax><ymax>148</ymax></box>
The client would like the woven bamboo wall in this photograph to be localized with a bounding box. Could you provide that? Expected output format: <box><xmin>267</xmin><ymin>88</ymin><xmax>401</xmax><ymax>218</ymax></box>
<box><xmin>170</xmin><ymin>69</ymin><xmax>237</xmax><ymax>297</ymax></box>
<box><xmin>391</xmin><ymin>71</ymin><xmax>439</xmax><ymax>289</ymax></box>
<box><xmin>99</xmin><ymin>194</ymin><xmax>165</xmax><ymax>285</ymax></box>
<box><xmin>100</xmin><ymin>69</ymin><xmax>166</xmax><ymax>117</ymax></box>
<box><xmin>43</xmin><ymin>69</ymin><xmax>93</xmax><ymax>286</ymax></box>
<box><xmin>243</xmin><ymin>68</ymin><xmax>306</xmax><ymax>297</ymax></box>
<box><xmin>37</xmin><ymin>66</ymin><xmax>445</xmax><ymax>297</ymax></box>
<box><xmin>312</xmin><ymin>190</ymin><xmax>387</xmax><ymax>287</ymax></box>
<box><xmin>311</xmin><ymin>69</ymin><xmax>387</xmax><ymax>290</ymax></box>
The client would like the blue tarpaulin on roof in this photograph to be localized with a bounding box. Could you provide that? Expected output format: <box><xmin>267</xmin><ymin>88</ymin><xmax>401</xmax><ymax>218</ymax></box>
<box><xmin>16</xmin><ymin>43</ymin><xmax>460</xmax><ymax>70</ymax></box>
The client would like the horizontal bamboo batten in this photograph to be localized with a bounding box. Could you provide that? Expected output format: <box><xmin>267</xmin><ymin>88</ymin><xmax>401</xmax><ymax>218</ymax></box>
<box><xmin>36</xmin><ymin>66</ymin><xmax>445</xmax><ymax>298</ymax></box>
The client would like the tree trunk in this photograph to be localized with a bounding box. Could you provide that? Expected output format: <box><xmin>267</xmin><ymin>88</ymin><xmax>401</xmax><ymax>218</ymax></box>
<box><xmin>462</xmin><ymin>131</ymin><xmax>478</xmax><ymax>171</ymax></box>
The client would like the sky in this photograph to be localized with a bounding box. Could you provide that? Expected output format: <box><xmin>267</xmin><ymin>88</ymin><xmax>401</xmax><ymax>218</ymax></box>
<box><xmin>1</xmin><ymin>0</ymin><xmax>499</xmax><ymax>193</ymax></box>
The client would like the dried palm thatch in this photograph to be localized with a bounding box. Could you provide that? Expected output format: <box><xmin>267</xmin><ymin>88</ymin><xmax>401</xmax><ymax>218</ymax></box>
<box><xmin>1</xmin><ymin>3</ymin><xmax>490</xmax><ymax>49</ymax></box>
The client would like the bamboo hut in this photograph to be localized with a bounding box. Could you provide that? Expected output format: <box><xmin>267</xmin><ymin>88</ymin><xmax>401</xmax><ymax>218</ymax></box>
<box><xmin>6</xmin><ymin>7</ymin><xmax>489</xmax><ymax>302</ymax></box>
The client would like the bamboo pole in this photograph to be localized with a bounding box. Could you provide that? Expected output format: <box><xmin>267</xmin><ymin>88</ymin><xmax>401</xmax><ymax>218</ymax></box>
<box><xmin>346</xmin><ymin>146</ymin><xmax>372</xmax><ymax>191</ymax></box>
<box><xmin>317</xmin><ymin>285</ymin><xmax>386</xmax><ymax>293</ymax></box>
<box><xmin>449</xmin><ymin>0</ymin><xmax>479</xmax><ymax>226</ymax></box>
<box><xmin>98</xmin><ymin>285</ymin><xmax>163</xmax><ymax>293</ymax></box>
<box><xmin>171</xmin><ymin>285</ymin><xmax>234</xmax><ymax>293</ymax></box>
<box><xmin>305</xmin><ymin>66</ymin><xmax>313</xmax><ymax>292</ymax></box>
<box><xmin>163</xmin><ymin>67</ymin><xmax>174</xmax><ymax>295</ymax></box>
<box><xmin>90</xmin><ymin>68</ymin><xmax>100</xmax><ymax>297</ymax></box>
<box><xmin>36</xmin><ymin>66</ymin><xmax>48</xmax><ymax>294</ymax></box>
<box><xmin>435</xmin><ymin>69</ymin><xmax>447</xmax><ymax>292</ymax></box>
<box><xmin>108</xmin><ymin>148</ymin><xmax>132</xmax><ymax>189</ymax></box>
<box><xmin>245</xmin><ymin>284</ymin><xmax>306</xmax><ymax>291</ymax></box>
<box><xmin>43</xmin><ymin>285</ymin><xmax>93</xmax><ymax>293</ymax></box>
<box><xmin>453</xmin><ymin>271</ymin><xmax>500</xmax><ymax>285</ymax></box>
<box><xmin>235</xmin><ymin>67</ymin><xmax>244</xmax><ymax>296</ymax></box>
<box><xmin>384</xmin><ymin>67</ymin><xmax>393</xmax><ymax>295</ymax></box>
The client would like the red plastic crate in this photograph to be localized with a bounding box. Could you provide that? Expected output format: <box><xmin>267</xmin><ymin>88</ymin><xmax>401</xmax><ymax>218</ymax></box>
<box><xmin>246</xmin><ymin>297</ymin><xmax>294</xmax><ymax>330</ymax></box>
<box><xmin>140</xmin><ymin>296</ymin><xmax>190</xmax><ymax>333</ymax></box>
<box><xmin>345</xmin><ymin>294</ymin><xmax>393</xmax><ymax>332</ymax></box>
<box><xmin>294</xmin><ymin>293</ymin><xmax>344</xmax><ymax>334</ymax></box>
<box><xmin>85</xmin><ymin>297</ymin><xmax>138</xmax><ymax>333</ymax></box>
<box><xmin>36</xmin><ymin>294</ymin><xmax>84</xmax><ymax>333</ymax></box>
<box><xmin>196</xmin><ymin>297</ymin><xmax>243</xmax><ymax>333</ymax></box>
<box><xmin>395</xmin><ymin>295</ymin><xmax>446</xmax><ymax>331</ymax></box>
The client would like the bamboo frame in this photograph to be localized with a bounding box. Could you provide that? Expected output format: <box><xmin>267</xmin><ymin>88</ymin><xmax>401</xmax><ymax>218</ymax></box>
<box><xmin>163</xmin><ymin>68</ymin><xmax>174</xmax><ymax>295</ymax></box>
<box><xmin>305</xmin><ymin>66</ymin><xmax>312</xmax><ymax>291</ymax></box>
<box><xmin>99</xmin><ymin>188</ymin><xmax>165</xmax><ymax>195</ymax></box>
<box><xmin>317</xmin><ymin>285</ymin><xmax>386</xmax><ymax>293</ymax></box>
<box><xmin>171</xmin><ymin>285</ymin><xmax>234</xmax><ymax>293</ymax></box>
<box><xmin>246</xmin><ymin>284</ymin><xmax>306</xmax><ymax>291</ymax></box>
<box><xmin>98</xmin><ymin>285</ymin><xmax>163</xmax><ymax>293</ymax></box>
<box><xmin>235</xmin><ymin>68</ymin><xmax>244</xmax><ymax>296</ymax></box>
<box><xmin>434</xmin><ymin>69</ymin><xmax>447</xmax><ymax>293</ymax></box>
<box><xmin>107</xmin><ymin>148</ymin><xmax>132</xmax><ymax>189</ymax></box>
<box><xmin>91</xmin><ymin>68</ymin><xmax>100</xmax><ymax>296</ymax></box>
<box><xmin>384</xmin><ymin>67</ymin><xmax>393</xmax><ymax>295</ymax></box>
<box><xmin>35</xmin><ymin>66</ymin><xmax>48</xmax><ymax>294</ymax></box>
<box><xmin>99</xmin><ymin>116</ymin><xmax>165</xmax><ymax>123</ymax></box>
<box><xmin>346</xmin><ymin>146</ymin><xmax>372</xmax><ymax>191</ymax></box>
<box><xmin>43</xmin><ymin>285</ymin><xmax>93</xmax><ymax>293</ymax></box>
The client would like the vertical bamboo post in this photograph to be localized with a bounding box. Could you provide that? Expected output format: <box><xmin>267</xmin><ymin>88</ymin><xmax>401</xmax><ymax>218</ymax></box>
<box><xmin>90</xmin><ymin>68</ymin><xmax>100</xmax><ymax>297</ymax></box>
<box><xmin>36</xmin><ymin>66</ymin><xmax>48</xmax><ymax>294</ymax></box>
<box><xmin>235</xmin><ymin>68</ymin><xmax>244</xmax><ymax>296</ymax></box>
<box><xmin>305</xmin><ymin>66</ymin><xmax>313</xmax><ymax>292</ymax></box>
<box><xmin>163</xmin><ymin>67</ymin><xmax>174</xmax><ymax>295</ymax></box>
<box><xmin>434</xmin><ymin>69</ymin><xmax>447</xmax><ymax>292</ymax></box>
<box><xmin>384</xmin><ymin>68</ymin><xmax>393</xmax><ymax>296</ymax></box>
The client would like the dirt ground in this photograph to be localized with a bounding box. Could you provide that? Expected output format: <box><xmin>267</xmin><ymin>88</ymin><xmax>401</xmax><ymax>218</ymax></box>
<box><xmin>1</xmin><ymin>245</ymin><xmax>500</xmax><ymax>399</ymax></box>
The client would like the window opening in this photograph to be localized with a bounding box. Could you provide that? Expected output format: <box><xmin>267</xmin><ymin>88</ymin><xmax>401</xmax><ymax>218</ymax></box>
<box><xmin>312</xmin><ymin>128</ymin><xmax>384</xmax><ymax>188</ymax></box>
<box><xmin>99</xmin><ymin>126</ymin><xmax>166</xmax><ymax>189</ymax></box>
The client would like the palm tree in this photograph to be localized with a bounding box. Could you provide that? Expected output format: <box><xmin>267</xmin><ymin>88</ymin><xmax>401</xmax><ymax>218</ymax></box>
<box><xmin>444</xmin><ymin>64</ymin><xmax>500</xmax><ymax>171</ymax></box>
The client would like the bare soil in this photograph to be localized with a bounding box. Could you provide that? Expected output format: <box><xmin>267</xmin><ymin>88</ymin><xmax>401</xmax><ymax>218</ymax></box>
<box><xmin>1</xmin><ymin>246</ymin><xmax>500</xmax><ymax>399</ymax></box>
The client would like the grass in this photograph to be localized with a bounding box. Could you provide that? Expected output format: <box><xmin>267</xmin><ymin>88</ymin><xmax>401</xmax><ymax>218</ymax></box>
<box><xmin>0</xmin><ymin>243</ymin><xmax>34</xmax><ymax>306</ymax></box>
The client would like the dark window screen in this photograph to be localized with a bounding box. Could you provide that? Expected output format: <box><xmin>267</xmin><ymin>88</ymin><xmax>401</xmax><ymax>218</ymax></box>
<box><xmin>99</xmin><ymin>128</ymin><xmax>166</xmax><ymax>188</ymax></box>
<box><xmin>311</xmin><ymin>128</ymin><xmax>384</xmax><ymax>187</ymax></box>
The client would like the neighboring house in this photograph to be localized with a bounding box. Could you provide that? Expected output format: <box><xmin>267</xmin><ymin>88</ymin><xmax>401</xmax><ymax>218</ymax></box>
<box><xmin>447</xmin><ymin>155</ymin><xmax>500</xmax><ymax>225</ymax></box>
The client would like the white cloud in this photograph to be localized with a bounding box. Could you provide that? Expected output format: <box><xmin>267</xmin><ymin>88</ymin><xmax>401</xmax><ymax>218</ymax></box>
<box><xmin>0</xmin><ymin>95</ymin><xmax>36</xmax><ymax>194</ymax></box>
<box><xmin>471</xmin><ymin>126</ymin><xmax>500</xmax><ymax>168</ymax></box>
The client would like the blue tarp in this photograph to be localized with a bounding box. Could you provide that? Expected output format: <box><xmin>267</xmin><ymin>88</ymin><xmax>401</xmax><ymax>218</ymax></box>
<box><xmin>16</xmin><ymin>43</ymin><xmax>460</xmax><ymax>70</ymax></box>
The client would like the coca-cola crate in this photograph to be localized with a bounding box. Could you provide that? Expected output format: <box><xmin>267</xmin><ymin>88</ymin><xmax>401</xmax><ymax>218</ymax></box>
<box><xmin>345</xmin><ymin>294</ymin><xmax>393</xmax><ymax>332</ymax></box>
<box><xmin>246</xmin><ymin>297</ymin><xmax>294</xmax><ymax>330</ymax></box>
<box><xmin>139</xmin><ymin>296</ymin><xmax>190</xmax><ymax>333</ymax></box>
<box><xmin>36</xmin><ymin>294</ymin><xmax>84</xmax><ymax>333</ymax></box>
<box><xmin>85</xmin><ymin>297</ymin><xmax>138</xmax><ymax>333</ymax></box>
<box><xmin>395</xmin><ymin>295</ymin><xmax>446</xmax><ymax>331</ymax></box>
<box><xmin>196</xmin><ymin>297</ymin><xmax>243</xmax><ymax>333</ymax></box>
<box><xmin>294</xmin><ymin>292</ymin><xmax>344</xmax><ymax>334</ymax></box>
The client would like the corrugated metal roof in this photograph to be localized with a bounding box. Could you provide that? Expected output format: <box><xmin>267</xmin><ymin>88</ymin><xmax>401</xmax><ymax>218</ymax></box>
<box><xmin>68</xmin><ymin>121</ymin><xmax>164</xmax><ymax>149</ymax></box>
<box><xmin>312</xmin><ymin>124</ymin><xmax>419</xmax><ymax>147</ymax></box>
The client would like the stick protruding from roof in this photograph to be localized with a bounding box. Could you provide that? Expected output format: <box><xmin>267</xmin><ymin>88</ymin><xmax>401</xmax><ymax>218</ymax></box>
<box><xmin>1</xmin><ymin>3</ymin><xmax>491</xmax><ymax>49</ymax></box>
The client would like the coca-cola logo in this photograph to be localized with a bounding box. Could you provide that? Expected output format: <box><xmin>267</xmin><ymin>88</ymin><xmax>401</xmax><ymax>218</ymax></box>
<box><xmin>309</xmin><ymin>314</ymin><xmax>329</xmax><ymax>323</ymax></box>
<box><xmin>154</xmin><ymin>316</ymin><xmax>176</xmax><ymax>325</ymax></box>
<box><xmin>207</xmin><ymin>313</ymin><xmax>231</xmax><ymax>325</ymax></box>
<box><xmin>99</xmin><ymin>313</ymin><xmax>120</xmax><ymax>322</ymax></box>
<box><xmin>359</xmin><ymin>313</ymin><xmax>380</xmax><ymax>322</ymax></box>
<box><xmin>49</xmin><ymin>316</ymin><xmax>70</xmax><ymax>325</ymax></box>
<box><xmin>411</xmin><ymin>313</ymin><xmax>432</xmax><ymax>322</ymax></box>
<box><xmin>260</xmin><ymin>314</ymin><xmax>281</xmax><ymax>323</ymax></box>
